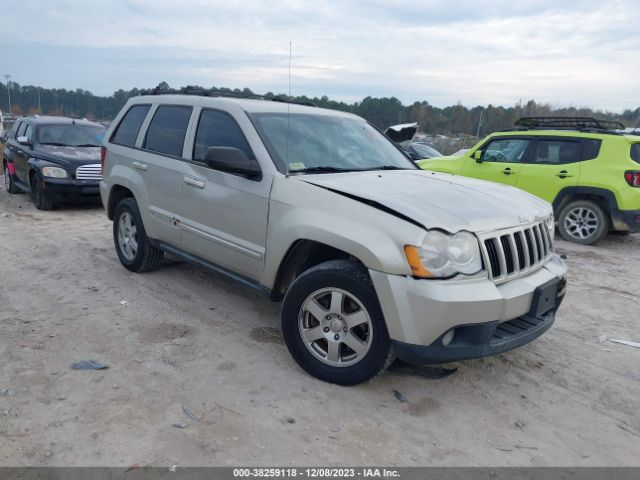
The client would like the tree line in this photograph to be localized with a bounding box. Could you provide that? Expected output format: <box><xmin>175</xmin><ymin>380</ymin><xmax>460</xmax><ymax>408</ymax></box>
<box><xmin>1</xmin><ymin>81</ymin><xmax>638</xmax><ymax>136</ymax></box>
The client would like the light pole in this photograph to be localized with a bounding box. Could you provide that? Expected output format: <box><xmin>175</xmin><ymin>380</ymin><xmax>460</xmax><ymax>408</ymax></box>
<box><xmin>3</xmin><ymin>74</ymin><xmax>11</xmax><ymax>114</ymax></box>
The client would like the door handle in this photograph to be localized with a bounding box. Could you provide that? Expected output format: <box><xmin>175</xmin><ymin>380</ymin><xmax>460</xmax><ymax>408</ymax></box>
<box><xmin>184</xmin><ymin>176</ymin><xmax>206</xmax><ymax>189</ymax></box>
<box><xmin>132</xmin><ymin>161</ymin><xmax>148</xmax><ymax>171</ymax></box>
<box><xmin>556</xmin><ymin>170</ymin><xmax>573</xmax><ymax>179</ymax></box>
<box><xmin>502</xmin><ymin>168</ymin><xmax>515</xmax><ymax>176</ymax></box>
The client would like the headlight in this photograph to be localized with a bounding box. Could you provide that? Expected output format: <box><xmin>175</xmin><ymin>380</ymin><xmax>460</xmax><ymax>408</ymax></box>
<box><xmin>544</xmin><ymin>215</ymin><xmax>555</xmax><ymax>241</ymax></box>
<box><xmin>41</xmin><ymin>166</ymin><xmax>68</xmax><ymax>178</ymax></box>
<box><xmin>404</xmin><ymin>230</ymin><xmax>483</xmax><ymax>278</ymax></box>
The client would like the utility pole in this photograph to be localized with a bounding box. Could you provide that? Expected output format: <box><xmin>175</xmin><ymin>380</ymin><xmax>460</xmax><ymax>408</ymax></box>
<box><xmin>3</xmin><ymin>74</ymin><xmax>11</xmax><ymax>114</ymax></box>
<box><xmin>37</xmin><ymin>87</ymin><xmax>41</xmax><ymax>112</ymax></box>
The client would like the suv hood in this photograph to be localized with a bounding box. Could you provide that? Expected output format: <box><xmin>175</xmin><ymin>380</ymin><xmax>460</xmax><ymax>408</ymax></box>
<box><xmin>384</xmin><ymin>123</ymin><xmax>418</xmax><ymax>144</ymax></box>
<box><xmin>34</xmin><ymin>145</ymin><xmax>101</xmax><ymax>167</ymax></box>
<box><xmin>301</xmin><ymin>170</ymin><xmax>551</xmax><ymax>233</ymax></box>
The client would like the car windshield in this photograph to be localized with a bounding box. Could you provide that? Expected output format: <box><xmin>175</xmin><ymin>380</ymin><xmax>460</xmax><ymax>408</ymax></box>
<box><xmin>37</xmin><ymin>124</ymin><xmax>106</xmax><ymax>147</ymax></box>
<box><xmin>410</xmin><ymin>143</ymin><xmax>442</xmax><ymax>159</ymax></box>
<box><xmin>249</xmin><ymin>112</ymin><xmax>417</xmax><ymax>173</ymax></box>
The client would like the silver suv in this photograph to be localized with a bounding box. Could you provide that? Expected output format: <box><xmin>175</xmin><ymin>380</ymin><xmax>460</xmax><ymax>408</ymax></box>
<box><xmin>100</xmin><ymin>93</ymin><xmax>568</xmax><ymax>385</ymax></box>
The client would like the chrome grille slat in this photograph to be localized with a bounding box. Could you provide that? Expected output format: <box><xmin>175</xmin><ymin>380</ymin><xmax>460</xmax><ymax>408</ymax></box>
<box><xmin>480</xmin><ymin>221</ymin><xmax>553</xmax><ymax>284</ymax></box>
<box><xmin>75</xmin><ymin>164</ymin><xmax>102</xmax><ymax>180</ymax></box>
<box><xmin>534</xmin><ymin>224</ymin><xmax>545</xmax><ymax>258</ymax></box>
<box><xmin>519</xmin><ymin>230</ymin><xmax>531</xmax><ymax>269</ymax></box>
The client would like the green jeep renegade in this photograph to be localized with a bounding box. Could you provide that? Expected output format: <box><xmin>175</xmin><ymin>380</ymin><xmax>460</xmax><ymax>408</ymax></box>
<box><xmin>417</xmin><ymin>117</ymin><xmax>640</xmax><ymax>244</ymax></box>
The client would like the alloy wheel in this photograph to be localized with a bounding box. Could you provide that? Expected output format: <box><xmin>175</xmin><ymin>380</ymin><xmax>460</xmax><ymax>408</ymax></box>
<box><xmin>298</xmin><ymin>287</ymin><xmax>373</xmax><ymax>367</ymax></box>
<box><xmin>564</xmin><ymin>207</ymin><xmax>599</xmax><ymax>241</ymax></box>
<box><xmin>117</xmin><ymin>211</ymin><xmax>139</xmax><ymax>261</ymax></box>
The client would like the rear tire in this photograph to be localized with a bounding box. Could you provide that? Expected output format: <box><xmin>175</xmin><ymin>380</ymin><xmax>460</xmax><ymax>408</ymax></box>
<box><xmin>557</xmin><ymin>200</ymin><xmax>608</xmax><ymax>245</ymax></box>
<box><xmin>3</xmin><ymin>163</ymin><xmax>21</xmax><ymax>194</ymax></box>
<box><xmin>30</xmin><ymin>172</ymin><xmax>54</xmax><ymax>210</ymax></box>
<box><xmin>113</xmin><ymin>197</ymin><xmax>163</xmax><ymax>272</ymax></box>
<box><xmin>281</xmin><ymin>260</ymin><xmax>394</xmax><ymax>385</ymax></box>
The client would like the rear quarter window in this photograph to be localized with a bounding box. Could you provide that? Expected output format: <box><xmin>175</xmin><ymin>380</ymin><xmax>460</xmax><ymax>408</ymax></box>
<box><xmin>631</xmin><ymin>144</ymin><xmax>640</xmax><ymax>164</ymax></box>
<box><xmin>16</xmin><ymin>122</ymin><xmax>27</xmax><ymax>137</ymax></box>
<box><xmin>581</xmin><ymin>139</ymin><xmax>602</xmax><ymax>161</ymax></box>
<box><xmin>111</xmin><ymin>104</ymin><xmax>151</xmax><ymax>147</ymax></box>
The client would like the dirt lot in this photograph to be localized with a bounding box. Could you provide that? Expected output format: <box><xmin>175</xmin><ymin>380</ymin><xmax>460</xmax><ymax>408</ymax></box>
<box><xmin>0</xmin><ymin>178</ymin><xmax>639</xmax><ymax>467</ymax></box>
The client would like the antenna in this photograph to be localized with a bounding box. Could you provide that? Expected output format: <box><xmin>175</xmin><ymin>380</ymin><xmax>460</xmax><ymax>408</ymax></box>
<box><xmin>286</xmin><ymin>41</ymin><xmax>292</xmax><ymax>174</ymax></box>
<box><xmin>288</xmin><ymin>41</ymin><xmax>292</xmax><ymax>97</ymax></box>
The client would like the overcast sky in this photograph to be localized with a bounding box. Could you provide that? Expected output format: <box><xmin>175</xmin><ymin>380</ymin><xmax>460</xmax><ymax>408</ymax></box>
<box><xmin>1</xmin><ymin>0</ymin><xmax>638</xmax><ymax>110</ymax></box>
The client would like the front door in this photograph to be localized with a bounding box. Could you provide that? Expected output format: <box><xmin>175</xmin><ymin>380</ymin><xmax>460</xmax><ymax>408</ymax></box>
<box><xmin>461</xmin><ymin>137</ymin><xmax>531</xmax><ymax>187</ymax></box>
<box><xmin>13</xmin><ymin>122</ymin><xmax>30</xmax><ymax>183</ymax></box>
<box><xmin>179</xmin><ymin>108</ymin><xmax>271</xmax><ymax>281</ymax></box>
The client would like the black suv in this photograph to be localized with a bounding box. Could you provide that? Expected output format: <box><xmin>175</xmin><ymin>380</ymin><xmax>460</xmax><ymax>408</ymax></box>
<box><xmin>3</xmin><ymin>116</ymin><xmax>106</xmax><ymax>209</ymax></box>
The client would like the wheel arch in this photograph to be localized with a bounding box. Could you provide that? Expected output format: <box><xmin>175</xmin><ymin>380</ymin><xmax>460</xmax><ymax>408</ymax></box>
<box><xmin>552</xmin><ymin>186</ymin><xmax>624</xmax><ymax>230</ymax></box>
<box><xmin>107</xmin><ymin>184</ymin><xmax>135</xmax><ymax>220</ymax></box>
<box><xmin>270</xmin><ymin>239</ymin><xmax>366</xmax><ymax>301</ymax></box>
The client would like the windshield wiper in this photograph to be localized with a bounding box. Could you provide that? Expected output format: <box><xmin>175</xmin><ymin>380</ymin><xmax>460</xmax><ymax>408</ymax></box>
<box><xmin>40</xmin><ymin>142</ymin><xmax>71</xmax><ymax>147</ymax></box>
<box><xmin>75</xmin><ymin>144</ymin><xmax>102</xmax><ymax>147</ymax></box>
<box><xmin>373</xmin><ymin>165</ymin><xmax>411</xmax><ymax>170</ymax></box>
<box><xmin>289</xmin><ymin>166</ymin><xmax>357</xmax><ymax>174</ymax></box>
<box><xmin>352</xmin><ymin>165</ymin><xmax>413</xmax><ymax>172</ymax></box>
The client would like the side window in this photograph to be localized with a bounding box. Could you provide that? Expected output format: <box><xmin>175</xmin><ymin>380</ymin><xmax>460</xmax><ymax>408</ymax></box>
<box><xmin>482</xmin><ymin>139</ymin><xmax>529</xmax><ymax>163</ymax></box>
<box><xmin>16</xmin><ymin>122</ymin><xmax>27</xmax><ymax>138</ymax></box>
<box><xmin>111</xmin><ymin>104</ymin><xmax>151</xmax><ymax>147</ymax></box>
<box><xmin>582</xmin><ymin>139</ymin><xmax>602</xmax><ymax>161</ymax></box>
<box><xmin>143</xmin><ymin>105</ymin><xmax>192</xmax><ymax>157</ymax></box>
<box><xmin>630</xmin><ymin>144</ymin><xmax>640</xmax><ymax>164</ymax></box>
<box><xmin>24</xmin><ymin>124</ymin><xmax>33</xmax><ymax>142</ymax></box>
<box><xmin>10</xmin><ymin>121</ymin><xmax>21</xmax><ymax>138</ymax></box>
<box><xmin>531</xmin><ymin>140</ymin><xmax>580</xmax><ymax>164</ymax></box>
<box><xmin>193</xmin><ymin>109</ymin><xmax>255</xmax><ymax>162</ymax></box>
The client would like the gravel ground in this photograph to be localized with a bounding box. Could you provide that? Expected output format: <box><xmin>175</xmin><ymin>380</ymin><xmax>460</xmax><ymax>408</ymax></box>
<box><xmin>0</xmin><ymin>177</ymin><xmax>639</xmax><ymax>467</ymax></box>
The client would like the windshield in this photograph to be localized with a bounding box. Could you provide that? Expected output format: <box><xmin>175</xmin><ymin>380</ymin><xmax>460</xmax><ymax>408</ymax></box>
<box><xmin>37</xmin><ymin>124</ymin><xmax>106</xmax><ymax>147</ymax></box>
<box><xmin>249</xmin><ymin>113</ymin><xmax>416</xmax><ymax>173</ymax></box>
<box><xmin>410</xmin><ymin>143</ymin><xmax>442</xmax><ymax>159</ymax></box>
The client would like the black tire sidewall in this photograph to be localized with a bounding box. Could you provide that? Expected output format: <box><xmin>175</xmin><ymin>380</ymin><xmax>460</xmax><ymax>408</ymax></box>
<box><xmin>113</xmin><ymin>198</ymin><xmax>150</xmax><ymax>272</ymax></box>
<box><xmin>4</xmin><ymin>164</ymin><xmax>15</xmax><ymax>193</ymax></box>
<box><xmin>558</xmin><ymin>200</ymin><xmax>608</xmax><ymax>245</ymax></box>
<box><xmin>281</xmin><ymin>261</ymin><xmax>391</xmax><ymax>385</ymax></box>
<box><xmin>30</xmin><ymin>172</ymin><xmax>53</xmax><ymax>210</ymax></box>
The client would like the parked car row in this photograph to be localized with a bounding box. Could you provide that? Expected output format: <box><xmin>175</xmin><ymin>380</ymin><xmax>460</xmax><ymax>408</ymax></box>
<box><xmin>3</xmin><ymin>98</ymin><xmax>570</xmax><ymax>384</ymax></box>
<box><xmin>93</xmin><ymin>93</ymin><xmax>565</xmax><ymax>384</ymax></box>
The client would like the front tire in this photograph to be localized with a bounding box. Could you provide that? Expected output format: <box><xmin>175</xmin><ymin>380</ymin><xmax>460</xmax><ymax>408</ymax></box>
<box><xmin>4</xmin><ymin>163</ymin><xmax>21</xmax><ymax>194</ymax></box>
<box><xmin>113</xmin><ymin>197</ymin><xmax>163</xmax><ymax>272</ymax></box>
<box><xmin>281</xmin><ymin>260</ymin><xmax>393</xmax><ymax>385</ymax></box>
<box><xmin>558</xmin><ymin>200</ymin><xmax>608</xmax><ymax>245</ymax></box>
<box><xmin>30</xmin><ymin>172</ymin><xmax>54</xmax><ymax>210</ymax></box>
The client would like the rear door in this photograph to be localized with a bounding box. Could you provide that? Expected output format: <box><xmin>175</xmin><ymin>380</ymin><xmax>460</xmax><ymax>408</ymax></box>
<box><xmin>178</xmin><ymin>108</ymin><xmax>271</xmax><ymax>281</ymax></box>
<box><xmin>516</xmin><ymin>137</ymin><xmax>582</xmax><ymax>203</ymax></box>
<box><xmin>134</xmin><ymin>104</ymin><xmax>194</xmax><ymax>247</ymax></box>
<box><xmin>461</xmin><ymin>137</ymin><xmax>531</xmax><ymax>186</ymax></box>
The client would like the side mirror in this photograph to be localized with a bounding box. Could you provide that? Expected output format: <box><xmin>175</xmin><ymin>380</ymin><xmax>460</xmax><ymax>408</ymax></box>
<box><xmin>204</xmin><ymin>147</ymin><xmax>261</xmax><ymax>179</ymax></box>
<box><xmin>473</xmin><ymin>150</ymin><xmax>483</xmax><ymax>163</ymax></box>
<box><xmin>17</xmin><ymin>136</ymin><xmax>32</xmax><ymax>147</ymax></box>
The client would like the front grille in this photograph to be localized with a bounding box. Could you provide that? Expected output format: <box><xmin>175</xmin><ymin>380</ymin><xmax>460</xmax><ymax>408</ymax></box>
<box><xmin>480</xmin><ymin>222</ymin><xmax>552</xmax><ymax>284</ymax></box>
<box><xmin>75</xmin><ymin>164</ymin><xmax>102</xmax><ymax>180</ymax></box>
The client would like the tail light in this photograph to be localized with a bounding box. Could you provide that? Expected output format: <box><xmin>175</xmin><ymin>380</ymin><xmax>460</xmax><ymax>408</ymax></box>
<box><xmin>624</xmin><ymin>171</ymin><xmax>640</xmax><ymax>187</ymax></box>
<box><xmin>100</xmin><ymin>146</ymin><xmax>106</xmax><ymax>175</ymax></box>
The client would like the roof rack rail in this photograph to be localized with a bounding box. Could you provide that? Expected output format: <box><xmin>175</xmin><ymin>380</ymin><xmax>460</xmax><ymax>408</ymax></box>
<box><xmin>515</xmin><ymin>116</ymin><xmax>625</xmax><ymax>131</ymax></box>
<box><xmin>140</xmin><ymin>86</ymin><xmax>316</xmax><ymax>107</ymax></box>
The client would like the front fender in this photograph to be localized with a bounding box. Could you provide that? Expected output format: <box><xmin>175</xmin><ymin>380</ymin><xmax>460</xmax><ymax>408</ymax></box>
<box><xmin>262</xmin><ymin>176</ymin><xmax>426</xmax><ymax>288</ymax></box>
